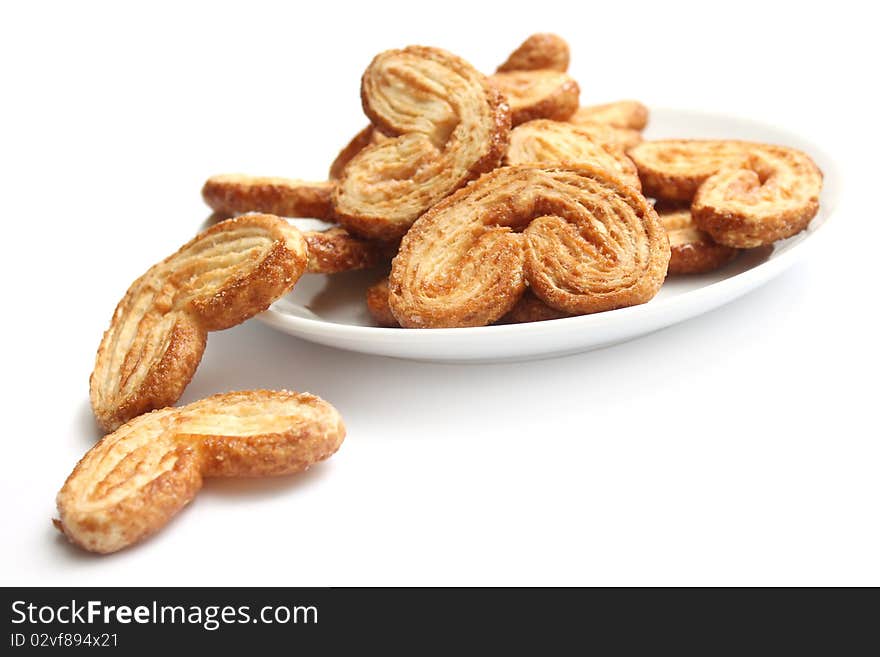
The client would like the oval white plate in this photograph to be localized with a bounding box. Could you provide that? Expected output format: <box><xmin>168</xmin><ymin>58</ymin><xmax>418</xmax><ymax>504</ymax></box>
<box><xmin>258</xmin><ymin>108</ymin><xmax>839</xmax><ymax>362</ymax></box>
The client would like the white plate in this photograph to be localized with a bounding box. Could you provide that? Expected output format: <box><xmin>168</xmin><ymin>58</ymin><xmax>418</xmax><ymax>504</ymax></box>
<box><xmin>257</xmin><ymin>108</ymin><xmax>839</xmax><ymax>362</ymax></box>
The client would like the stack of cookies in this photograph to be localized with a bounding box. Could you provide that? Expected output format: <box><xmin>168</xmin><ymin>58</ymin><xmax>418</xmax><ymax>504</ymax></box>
<box><xmin>200</xmin><ymin>33</ymin><xmax>823</xmax><ymax>327</ymax></box>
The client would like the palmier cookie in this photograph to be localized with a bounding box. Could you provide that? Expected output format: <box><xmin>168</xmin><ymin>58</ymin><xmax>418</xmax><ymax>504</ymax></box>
<box><xmin>328</xmin><ymin>36</ymin><xmax>568</xmax><ymax>182</ymax></box>
<box><xmin>56</xmin><ymin>390</ymin><xmax>345</xmax><ymax>554</ymax></box>
<box><xmin>202</xmin><ymin>174</ymin><xmax>335</xmax><ymax>221</ymax></box>
<box><xmin>388</xmin><ymin>164</ymin><xmax>670</xmax><ymax>328</ymax></box>
<box><xmin>333</xmin><ymin>46</ymin><xmax>511</xmax><ymax>241</ymax></box>
<box><xmin>489</xmin><ymin>70</ymin><xmax>579</xmax><ymax>126</ymax></box>
<box><xmin>629</xmin><ymin>140</ymin><xmax>822</xmax><ymax>246</ymax></box>
<box><xmin>505</xmin><ymin>119</ymin><xmax>641</xmax><ymax>190</ymax></box>
<box><xmin>570</xmin><ymin>100</ymin><xmax>649</xmax><ymax>131</ymax></box>
<box><xmin>691</xmin><ymin>144</ymin><xmax>822</xmax><ymax>248</ymax></box>
<box><xmin>496</xmin><ymin>33</ymin><xmax>570</xmax><ymax>73</ymax></box>
<box><xmin>90</xmin><ymin>214</ymin><xmax>307</xmax><ymax>432</ymax></box>
<box><xmin>659</xmin><ymin>207</ymin><xmax>739</xmax><ymax>274</ymax></box>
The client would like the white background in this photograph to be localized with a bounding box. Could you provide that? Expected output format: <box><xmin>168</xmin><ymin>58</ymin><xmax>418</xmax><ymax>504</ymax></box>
<box><xmin>1</xmin><ymin>1</ymin><xmax>877</xmax><ymax>586</ymax></box>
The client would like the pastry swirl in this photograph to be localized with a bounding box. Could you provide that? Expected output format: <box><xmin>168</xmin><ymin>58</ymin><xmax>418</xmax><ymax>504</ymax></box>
<box><xmin>489</xmin><ymin>70</ymin><xmax>580</xmax><ymax>126</ymax></box>
<box><xmin>570</xmin><ymin>100</ymin><xmax>649</xmax><ymax>131</ymax></box>
<box><xmin>90</xmin><ymin>214</ymin><xmax>307</xmax><ymax>432</ymax></box>
<box><xmin>56</xmin><ymin>390</ymin><xmax>345</xmax><ymax>554</ymax></box>
<box><xmin>692</xmin><ymin>144</ymin><xmax>822</xmax><ymax>247</ymax></box>
<box><xmin>332</xmin><ymin>46</ymin><xmax>511</xmax><ymax>241</ymax></box>
<box><xmin>505</xmin><ymin>119</ymin><xmax>641</xmax><ymax>190</ymax></box>
<box><xmin>659</xmin><ymin>207</ymin><xmax>739</xmax><ymax>274</ymax></box>
<box><xmin>388</xmin><ymin>164</ymin><xmax>669</xmax><ymax>328</ymax></box>
<box><xmin>496</xmin><ymin>33</ymin><xmax>570</xmax><ymax>73</ymax></box>
<box><xmin>202</xmin><ymin>174</ymin><xmax>335</xmax><ymax>221</ymax></box>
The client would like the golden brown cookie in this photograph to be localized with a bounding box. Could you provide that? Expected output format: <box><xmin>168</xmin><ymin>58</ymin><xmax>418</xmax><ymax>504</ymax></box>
<box><xmin>202</xmin><ymin>174</ymin><xmax>335</xmax><ymax>220</ymax></box>
<box><xmin>56</xmin><ymin>390</ymin><xmax>346</xmax><ymax>554</ymax></box>
<box><xmin>659</xmin><ymin>207</ymin><xmax>739</xmax><ymax>274</ymax></box>
<box><xmin>333</xmin><ymin>46</ymin><xmax>510</xmax><ymax>241</ymax></box>
<box><xmin>691</xmin><ymin>145</ymin><xmax>823</xmax><ymax>247</ymax></box>
<box><xmin>489</xmin><ymin>70</ymin><xmax>579</xmax><ymax>126</ymax></box>
<box><xmin>570</xmin><ymin>100</ymin><xmax>649</xmax><ymax>130</ymax></box>
<box><xmin>90</xmin><ymin>214</ymin><xmax>308</xmax><ymax>432</ymax></box>
<box><xmin>496</xmin><ymin>33</ymin><xmax>570</xmax><ymax>73</ymax></box>
<box><xmin>330</xmin><ymin>35</ymin><xmax>568</xmax><ymax>182</ymax></box>
<box><xmin>332</xmin><ymin>34</ymin><xmax>569</xmax><ymax>180</ymax></box>
<box><xmin>388</xmin><ymin>164</ymin><xmax>669</xmax><ymax>328</ymax></box>
<box><xmin>505</xmin><ymin>119</ymin><xmax>641</xmax><ymax>190</ymax></box>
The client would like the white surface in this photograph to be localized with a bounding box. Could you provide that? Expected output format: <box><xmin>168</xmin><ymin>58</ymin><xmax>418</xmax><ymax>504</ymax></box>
<box><xmin>1</xmin><ymin>1</ymin><xmax>877</xmax><ymax>586</ymax></box>
<box><xmin>262</xmin><ymin>108</ymin><xmax>840</xmax><ymax>361</ymax></box>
